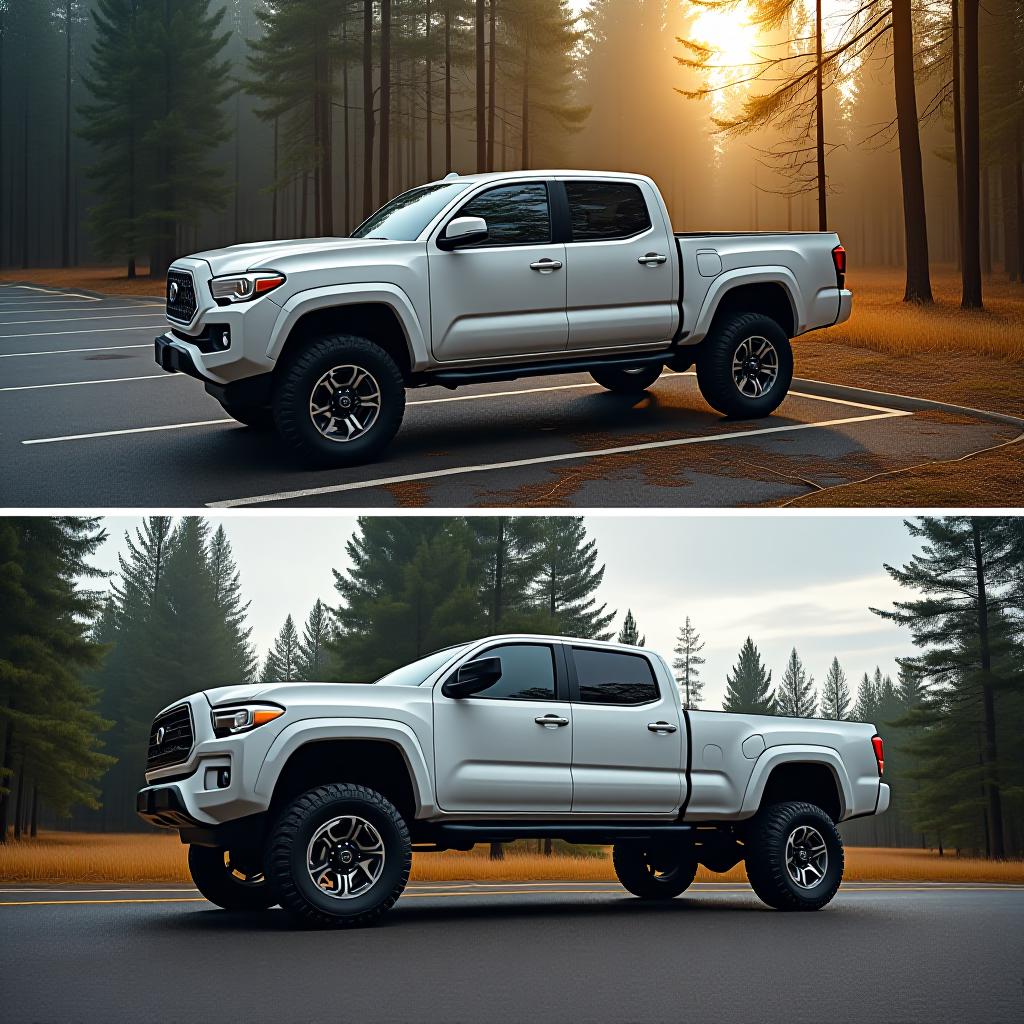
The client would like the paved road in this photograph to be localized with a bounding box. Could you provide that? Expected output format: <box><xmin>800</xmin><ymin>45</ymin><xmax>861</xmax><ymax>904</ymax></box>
<box><xmin>1</xmin><ymin>282</ymin><xmax>1018</xmax><ymax>508</ymax></box>
<box><xmin>2</xmin><ymin>881</ymin><xmax>1022</xmax><ymax>1023</ymax></box>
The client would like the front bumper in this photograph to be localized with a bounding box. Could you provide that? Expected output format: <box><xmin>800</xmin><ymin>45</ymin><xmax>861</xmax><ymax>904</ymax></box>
<box><xmin>155</xmin><ymin>335</ymin><xmax>208</xmax><ymax>382</ymax></box>
<box><xmin>137</xmin><ymin>784</ymin><xmax>199</xmax><ymax>829</ymax></box>
<box><xmin>155</xmin><ymin>333</ymin><xmax>273</xmax><ymax>406</ymax></box>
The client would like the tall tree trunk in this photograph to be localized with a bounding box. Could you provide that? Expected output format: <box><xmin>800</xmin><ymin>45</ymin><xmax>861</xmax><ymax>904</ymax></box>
<box><xmin>980</xmin><ymin>165</ymin><xmax>991</xmax><ymax>274</ymax></box>
<box><xmin>362</xmin><ymin>0</ymin><xmax>375</xmax><ymax>217</ymax></box>
<box><xmin>489</xmin><ymin>841</ymin><xmax>504</xmax><ymax>860</ymax></box>
<box><xmin>272</xmin><ymin>116</ymin><xmax>279</xmax><ymax>237</ymax></box>
<box><xmin>234</xmin><ymin>91</ymin><xmax>241</xmax><ymax>239</ymax></box>
<box><xmin>342</xmin><ymin>17</ymin><xmax>351</xmax><ymax>232</ymax></box>
<box><xmin>13</xmin><ymin>753</ymin><xmax>25</xmax><ymax>841</ymax></box>
<box><xmin>313</xmin><ymin>88</ymin><xmax>322</xmax><ymax>235</ymax></box>
<box><xmin>62</xmin><ymin>0</ymin><xmax>73</xmax><ymax>267</ymax></box>
<box><xmin>952</xmin><ymin>0</ymin><xmax>965</xmax><ymax>270</ymax></box>
<box><xmin>493</xmin><ymin>519</ymin><xmax>505</xmax><ymax>626</ymax></box>
<box><xmin>320</xmin><ymin>44</ymin><xmax>334</xmax><ymax>236</ymax></box>
<box><xmin>520</xmin><ymin>46</ymin><xmax>529</xmax><ymax>169</ymax></box>
<box><xmin>960</xmin><ymin>0</ymin><xmax>982</xmax><ymax>307</ymax></box>
<box><xmin>890</xmin><ymin>0</ymin><xmax>933</xmax><ymax>303</ymax></box>
<box><xmin>0</xmin><ymin>720</ymin><xmax>13</xmax><ymax>842</ymax></box>
<box><xmin>972</xmin><ymin>519</ymin><xmax>1005</xmax><ymax>859</ymax></box>
<box><xmin>444</xmin><ymin>5</ymin><xmax>452</xmax><ymax>170</ymax></box>
<box><xmin>814</xmin><ymin>0</ymin><xmax>827</xmax><ymax>230</ymax></box>
<box><xmin>487</xmin><ymin>0</ymin><xmax>497</xmax><ymax>172</ymax></box>
<box><xmin>21</xmin><ymin>102</ymin><xmax>28</xmax><ymax>268</ymax></box>
<box><xmin>475</xmin><ymin>0</ymin><xmax>486</xmax><ymax>171</ymax></box>
<box><xmin>379</xmin><ymin>0</ymin><xmax>391</xmax><ymax>203</ymax></box>
<box><xmin>29</xmin><ymin>785</ymin><xmax>38</xmax><ymax>838</ymax></box>
<box><xmin>301</xmin><ymin>172</ymin><xmax>309</xmax><ymax>236</ymax></box>
<box><xmin>425</xmin><ymin>0</ymin><xmax>433</xmax><ymax>181</ymax></box>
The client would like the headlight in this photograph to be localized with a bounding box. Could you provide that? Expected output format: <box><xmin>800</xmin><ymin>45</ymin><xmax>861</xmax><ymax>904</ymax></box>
<box><xmin>211</xmin><ymin>704</ymin><xmax>284</xmax><ymax>736</ymax></box>
<box><xmin>210</xmin><ymin>272</ymin><xmax>285</xmax><ymax>304</ymax></box>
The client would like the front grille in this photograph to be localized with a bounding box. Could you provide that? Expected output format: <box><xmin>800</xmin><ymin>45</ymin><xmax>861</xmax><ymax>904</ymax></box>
<box><xmin>147</xmin><ymin>704</ymin><xmax>195</xmax><ymax>770</ymax></box>
<box><xmin>166</xmin><ymin>269</ymin><xmax>198</xmax><ymax>323</ymax></box>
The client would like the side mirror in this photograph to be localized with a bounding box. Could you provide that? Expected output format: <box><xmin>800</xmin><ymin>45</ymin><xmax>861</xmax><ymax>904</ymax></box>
<box><xmin>442</xmin><ymin>656</ymin><xmax>502</xmax><ymax>698</ymax></box>
<box><xmin>437</xmin><ymin>216</ymin><xmax>488</xmax><ymax>251</ymax></box>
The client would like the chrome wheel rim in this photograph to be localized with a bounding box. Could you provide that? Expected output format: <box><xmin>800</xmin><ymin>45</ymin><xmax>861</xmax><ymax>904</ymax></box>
<box><xmin>308</xmin><ymin>364</ymin><xmax>382</xmax><ymax>443</ymax></box>
<box><xmin>785</xmin><ymin>824</ymin><xmax>828</xmax><ymax>889</ymax></box>
<box><xmin>306</xmin><ymin>815</ymin><xmax>386</xmax><ymax>900</ymax></box>
<box><xmin>731</xmin><ymin>335</ymin><xmax>779</xmax><ymax>398</ymax></box>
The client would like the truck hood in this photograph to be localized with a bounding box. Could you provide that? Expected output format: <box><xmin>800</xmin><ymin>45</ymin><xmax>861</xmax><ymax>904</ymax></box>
<box><xmin>202</xmin><ymin>681</ymin><xmax>397</xmax><ymax>708</ymax></box>
<box><xmin>189</xmin><ymin>237</ymin><xmax>395</xmax><ymax>277</ymax></box>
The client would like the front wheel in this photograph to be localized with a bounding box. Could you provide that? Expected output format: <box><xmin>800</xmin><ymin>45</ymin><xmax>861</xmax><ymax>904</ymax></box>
<box><xmin>744</xmin><ymin>801</ymin><xmax>844</xmax><ymax>911</ymax></box>
<box><xmin>187</xmin><ymin>845</ymin><xmax>275</xmax><ymax>912</ymax></box>
<box><xmin>273</xmin><ymin>334</ymin><xmax>406</xmax><ymax>466</ymax></box>
<box><xmin>612</xmin><ymin>839</ymin><xmax>698</xmax><ymax>900</ymax></box>
<box><xmin>591</xmin><ymin>364</ymin><xmax>663</xmax><ymax>394</ymax></box>
<box><xmin>695</xmin><ymin>312</ymin><xmax>793</xmax><ymax>418</ymax></box>
<box><xmin>266</xmin><ymin>783</ymin><xmax>411</xmax><ymax>928</ymax></box>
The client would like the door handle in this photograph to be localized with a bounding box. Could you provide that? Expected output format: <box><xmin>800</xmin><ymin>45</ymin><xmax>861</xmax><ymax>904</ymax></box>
<box><xmin>638</xmin><ymin>253</ymin><xmax>668</xmax><ymax>266</ymax></box>
<box><xmin>647</xmin><ymin>721</ymin><xmax>678</xmax><ymax>733</ymax></box>
<box><xmin>530</xmin><ymin>259</ymin><xmax>563</xmax><ymax>273</ymax></box>
<box><xmin>535</xmin><ymin>714</ymin><xmax>570</xmax><ymax>727</ymax></box>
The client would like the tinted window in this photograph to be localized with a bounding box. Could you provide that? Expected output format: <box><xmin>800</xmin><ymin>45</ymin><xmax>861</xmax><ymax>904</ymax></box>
<box><xmin>573</xmin><ymin>648</ymin><xmax>659</xmax><ymax>705</ymax></box>
<box><xmin>374</xmin><ymin>645</ymin><xmax>470</xmax><ymax>686</ymax></box>
<box><xmin>462</xmin><ymin>644</ymin><xmax>556</xmax><ymax>701</ymax></box>
<box><xmin>566</xmin><ymin>181</ymin><xmax>651</xmax><ymax>241</ymax></box>
<box><xmin>353</xmin><ymin>182</ymin><xmax>470</xmax><ymax>240</ymax></box>
<box><xmin>454</xmin><ymin>183</ymin><xmax>551</xmax><ymax>246</ymax></box>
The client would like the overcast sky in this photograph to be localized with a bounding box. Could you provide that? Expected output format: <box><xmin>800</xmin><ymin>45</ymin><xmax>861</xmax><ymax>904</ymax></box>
<box><xmin>90</xmin><ymin>514</ymin><xmax>919</xmax><ymax>709</ymax></box>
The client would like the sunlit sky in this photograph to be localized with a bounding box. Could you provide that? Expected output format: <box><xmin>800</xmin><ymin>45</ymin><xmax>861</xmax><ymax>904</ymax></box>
<box><xmin>89</xmin><ymin>514</ymin><xmax>920</xmax><ymax>708</ymax></box>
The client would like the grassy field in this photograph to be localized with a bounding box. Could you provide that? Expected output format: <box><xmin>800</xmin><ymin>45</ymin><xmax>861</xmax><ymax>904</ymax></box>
<box><xmin>1</xmin><ymin>832</ymin><xmax>1021</xmax><ymax>885</ymax></box>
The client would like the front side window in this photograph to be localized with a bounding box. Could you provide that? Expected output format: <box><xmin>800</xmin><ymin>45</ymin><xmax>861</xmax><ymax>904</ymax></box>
<box><xmin>374</xmin><ymin>644</ymin><xmax>470</xmax><ymax>686</ymax></box>
<box><xmin>565</xmin><ymin>181</ymin><xmax>651</xmax><ymax>242</ymax></box>
<box><xmin>452</xmin><ymin>182</ymin><xmax>552</xmax><ymax>247</ymax></box>
<box><xmin>353</xmin><ymin>182</ymin><xmax>470</xmax><ymax>241</ymax></box>
<box><xmin>460</xmin><ymin>644</ymin><xmax>556</xmax><ymax>701</ymax></box>
<box><xmin>573</xmin><ymin>648</ymin><xmax>659</xmax><ymax>706</ymax></box>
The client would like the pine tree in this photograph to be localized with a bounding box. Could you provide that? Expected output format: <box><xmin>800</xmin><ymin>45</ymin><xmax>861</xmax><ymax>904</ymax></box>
<box><xmin>820</xmin><ymin>656</ymin><xmax>851</xmax><ymax>720</ymax></box>
<box><xmin>776</xmin><ymin>648</ymin><xmax>817</xmax><ymax>718</ymax></box>
<box><xmin>208</xmin><ymin>525</ymin><xmax>256</xmax><ymax>681</ymax></box>
<box><xmin>723</xmin><ymin>637</ymin><xmax>775</xmax><ymax>714</ymax></box>
<box><xmin>469</xmin><ymin>517</ymin><xmax>545</xmax><ymax>632</ymax></box>
<box><xmin>673</xmin><ymin>616</ymin><xmax>705</xmax><ymax>710</ymax></box>
<box><xmin>532</xmin><ymin>517</ymin><xmax>614</xmax><ymax>639</ymax></box>
<box><xmin>263</xmin><ymin>614</ymin><xmax>300</xmax><ymax>682</ymax></box>
<box><xmin>617</xmin><ymin>609</ymin><xmax>644</xmax><ymax>647</ymax></box>
<box><xmin>297</xmin><ymin>599</ymin><xmax>333</xmax><ymax>680</ymax></box>
<box><xmin>853</xmin><ymin>670</ymin><xmax>878</xmax><ymax>722</ymax></box>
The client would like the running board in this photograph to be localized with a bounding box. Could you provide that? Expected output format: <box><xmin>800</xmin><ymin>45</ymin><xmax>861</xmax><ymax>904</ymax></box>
<box><xmin>433</xmin><ymin>822</ymin><xmax>693</xmax><ymax>845</ymax></box>
<box><xmin>423</xmin><ymin>350</ymin><xmax>673</xmax><ymax>389</ymax></box>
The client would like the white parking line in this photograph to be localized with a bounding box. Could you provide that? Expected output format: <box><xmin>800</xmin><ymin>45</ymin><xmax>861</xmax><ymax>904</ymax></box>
<box><xmin>0</xmin><ymin>344</ymin><xmax>150</xmax><ymax>359</ymax></box>
<box><xmin>0</xmin><ymin>312</ymin><xmax>166</xmax><ymax>326</ymax></box>
<box><xmin>0</xmin><ymin>304</ymin><xmax>162</xmax><ymax>316</ymax></box>
<box><xmin>0</xmin><ymin>325</ymin><xmax>163</xmax><ymax>340</ymax></box>
<box><xmin>23</xmin><ymin>418</ymin><xmax>233</xmax><ymax>444</ymax></box>
<box><xmin>2</xmin><ymin>373</ymin><xmax>175</xmax><ymax>393</ymax></box>
<box><xmin>208</xmin><ymin>410</ymin><xmax>913</xmax><ymax>508</ymax></box>
<box><xmin>4</xmin><ymin>285</ymin><xmax>98</xmax><ymax>300</ymax></box>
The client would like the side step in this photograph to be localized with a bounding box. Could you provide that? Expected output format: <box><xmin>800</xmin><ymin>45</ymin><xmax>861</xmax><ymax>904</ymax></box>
<box><xmin>423</xmin><ymin>349</ymin><xmax>673</xmax><ymax>389</ymax></box>
<box><xmin>433</xmin><ymin>821</ymin><xmax>692</xmax><ymax>845</ymax></box>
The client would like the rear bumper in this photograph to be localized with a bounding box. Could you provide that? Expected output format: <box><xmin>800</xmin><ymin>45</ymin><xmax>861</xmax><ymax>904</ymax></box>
<box><xmin>876</xmin><ymin>782</ymin><xmax>891</xmax><ymax>815</ymax></box>
<box><xmin>836</xmin><ymin>289</ymin><xmax>853</xmax><ymax>325</ymax></box>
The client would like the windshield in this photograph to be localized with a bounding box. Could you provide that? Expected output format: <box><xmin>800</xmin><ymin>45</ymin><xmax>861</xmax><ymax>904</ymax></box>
<box><xmin>373</xmin><ymin>644</ymin><xmax>470</xmax><ymax>687</ymax></box>
<box><xmin>352</xmin><ymin>182</ymin><xmax>470</xmax><ymax>241</ymax></box>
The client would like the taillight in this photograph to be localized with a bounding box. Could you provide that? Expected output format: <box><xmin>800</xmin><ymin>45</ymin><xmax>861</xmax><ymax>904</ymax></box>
<box><xmin>871</xmin><ymin>735</ymin><xmax>884</xmax><ymax>776</ymax></box>
<box><xmin>832</xmin><ymin>244</ymin><xmax>847</xmax><ymax>289</ymax></box>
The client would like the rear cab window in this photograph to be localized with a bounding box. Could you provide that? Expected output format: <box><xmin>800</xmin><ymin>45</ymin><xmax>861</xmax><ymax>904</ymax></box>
<box><xmin>564</xmin><ymin>181</ymin><xmax>652</xmax><ymax>242</ymax></box>
<box><xmin>571</xmin><ymin>647</ymin><xmax>660</xmax><ymax>705</ymax></box>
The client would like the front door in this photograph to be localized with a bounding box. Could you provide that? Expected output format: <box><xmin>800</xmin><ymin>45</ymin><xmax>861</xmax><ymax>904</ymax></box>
<box><xmin>428</xmin><ymin>181</ymin><xmax>569</xmax><ymax>361</ymax></box>
<box><xmin>432</xmin><ymin>642</ymin><xmax>573</xmax><ymax>813</ymax></box>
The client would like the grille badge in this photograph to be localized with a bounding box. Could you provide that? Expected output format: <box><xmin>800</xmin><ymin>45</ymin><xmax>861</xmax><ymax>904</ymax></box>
<box><xmin>168</xmin><ymin>281</ymin><xmax>179</xmax><ymax>303</ymax></box>
<box><xmin>155</xmin><ymin>726</ymin><xmax>166</xmax><ymax>745</ymax></box>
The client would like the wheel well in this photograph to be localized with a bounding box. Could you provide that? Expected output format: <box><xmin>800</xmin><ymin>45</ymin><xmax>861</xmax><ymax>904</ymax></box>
<box><xmin>269</xmin><ymin>740</ymin><xmax>417</xmax><ymax>823</ymax></box>
<box><xmin>277</xmin><ymin>303</ymin><xmax>413</xmax><ymax>380</ymax></box>
<box><xmin>709</xmin><ymin>282</ymin><xmax>795</xmax><ymax>338</ymax></box>
<box><xmin>758</xmin><ymin>762</ymin><xmax>842</xmax><ymax>822</ymax></box>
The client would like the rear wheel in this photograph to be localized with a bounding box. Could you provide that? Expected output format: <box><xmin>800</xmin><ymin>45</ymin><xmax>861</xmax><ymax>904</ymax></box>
<box><xmin>695</xmin><ymin>312</ymin><xmax>792</xmax><ymax>418</ymax></box>
<box><xmin>744</xmin><ymin>801</ymin><xmax>844</xmax><ymax>911</ymax></box>
<box><xmin>187</xmin><ymin>845</ymin><xmax>275</xmax><ymax>912</ymax></box>
<box><xmin>591</xmin><ymin>364</ymin><xmax>663</xmax><ymax>394</ymax></box>
<box><xmin>613</xmin><ymin>839</ymin><xmax>698</xmax><ymax>900</ymax></box>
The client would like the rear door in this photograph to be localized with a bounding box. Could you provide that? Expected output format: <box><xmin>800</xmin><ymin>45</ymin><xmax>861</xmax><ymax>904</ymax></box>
<box><xmin>432</xmin><ymin>641</ymin><xmax>573</xmax><ymax>812</ymax></box>
<box><xmin>559</xmin><ymin>178</ymin><xmax>677</xmax><ymax>350</ymax></box>
<box><xmin>568</xmin><ymin>646</ymin><xmax>684</xmax><ymax>814</ymax></box>
<box><xmin>427</xmin><ymin>180</ymin><xmax>569</xmax><ymax>361</ymax></box>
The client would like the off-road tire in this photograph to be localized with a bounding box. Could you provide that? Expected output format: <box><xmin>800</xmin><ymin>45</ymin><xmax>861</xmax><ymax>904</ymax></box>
<box><xmin>272</xmin><ymin>334</ymin><xmax>406</xmax><ymax>466</ymax></box>
<box><xmin>744</xmin><ymin>800</ymin><xmax>844</xmax><ymax>911</ymax></box>
<box><xmin>695</xmin><ymin>312</ymin><xmax>793</xmax><ymax>418</ymax></box>
<box><xmin>266</xmin><ymin>783</ymin><xmax>411</xmax><ymax>929</ymax></box>
<box><xmin>187</xmin><ymin>845</ymin><xmax>275</xmax><ymax>912</ymax></box>
<box><xmin>591</xmin><ymin>364</ymin><xmax>663</xmax><ymax>394</ymax></box>
<box><xmin>219</xmin><ymin>397</ymin><xmax>275</xmax><ymax>430</ymax></box>
<box><xmin>612</xmin><ymin>839</ymin><xmax>698</xmax><ymax>900</ymax></box>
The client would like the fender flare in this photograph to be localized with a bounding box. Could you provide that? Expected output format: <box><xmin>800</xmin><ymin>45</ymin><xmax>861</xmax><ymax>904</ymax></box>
<box><xmin>689</xmin><ymin>266</ymin><xmax>802</xmax><ymax>345</ymax></box>
<box><xmin>739</xmin><ymin>744</ymin><xmax>853</xmax><ymax>820</ymax></box>
<box><xmin>266</xmin><ymin>283</ymin><xmax>430</xmax><ymax>369</ymax></box>
<box><xmin>254</xmin><ymin>717</ymin><xmax>437</xmax><ymax>818</ymax></box>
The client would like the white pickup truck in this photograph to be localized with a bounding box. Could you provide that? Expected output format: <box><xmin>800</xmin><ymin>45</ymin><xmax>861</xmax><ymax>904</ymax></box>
<box><xmin>137</xmin><ymin>634</ymin><xmax>888</xmax><ymax>928</ymax></box>
<box><xmin>155</xmin><ymin>170</ymin><xmax>851</xmax><ymax>464</ymax></box>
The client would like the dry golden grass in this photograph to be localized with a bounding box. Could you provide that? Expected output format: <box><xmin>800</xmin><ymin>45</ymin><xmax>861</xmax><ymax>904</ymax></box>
<box><xmin>0</xmin><ymin>265</ymin><xmax>162</xmax><ymax>297</ymax></box>
<box><xmin>2</xmin><ymin>832</ymin><xmax>1021</xmax><ymax>885</ymax></box>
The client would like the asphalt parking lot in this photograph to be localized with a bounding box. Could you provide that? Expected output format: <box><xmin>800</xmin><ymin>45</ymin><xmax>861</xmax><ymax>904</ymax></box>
<box><xmin>2</xmin><ymin>881</ymin><xmax>1022</xmax><ymax>1023</ymax></box>
<box><xmin>1</xmin><ymin>282</ymin><xmax>1018</xmax><ymax>508</ymax></box>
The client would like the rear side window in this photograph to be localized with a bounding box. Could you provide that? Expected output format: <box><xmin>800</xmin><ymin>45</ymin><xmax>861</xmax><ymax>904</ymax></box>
<box><xmin>454</xmin><ymin>182</ymin><xmax>552</xmax><ymax>247</ymax></box>
<box><xmin>565</xmin><ymin>181</ymin><xmax>651</xmax><ymax>242</ymax></box>
<box><xmin>572</xmin><ymin>648</ymin><xmax>659</xmax><ymax>705</ymax></box>
<box><xmin>463</xmin><ymin>644</ymin><xmax>556</xmax><ymax>701</ymax></box>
